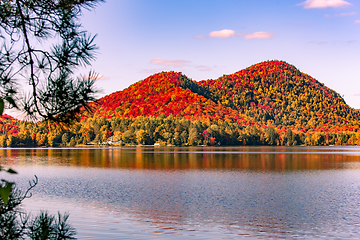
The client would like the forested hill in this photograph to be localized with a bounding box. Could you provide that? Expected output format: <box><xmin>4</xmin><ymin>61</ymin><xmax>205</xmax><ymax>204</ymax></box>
<box><xmin>89</xmin><ymin>60</ymin><xmax>359</xmax><ymax>133</ymax></box>
<box><xmin>199</xmin><ymin>60</ymin><xmax>359</xmax><ymax>132</ymax></box>
<box><xmin>88</xmin><ymin>71</ymin><xmax>257</xmax><ymax>127</ymax></box>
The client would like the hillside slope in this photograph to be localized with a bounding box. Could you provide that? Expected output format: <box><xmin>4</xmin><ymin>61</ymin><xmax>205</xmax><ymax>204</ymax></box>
<box><xmin>88</xmin><ymin>71</ymin><xmax>257</xmax><ymax>126</ymax></box>
<box><xmin>198</xmin><ymin>60</ymin><xmax>359</xmax><ymax>132</ymax></box>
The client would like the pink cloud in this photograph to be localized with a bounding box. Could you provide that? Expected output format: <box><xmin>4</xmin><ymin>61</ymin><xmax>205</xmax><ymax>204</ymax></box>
<box><xmin>195</xmin><ymin>35</ymin><xmax>205</xmax><ymax>39</ymax></box>
<box><xmin>209</xmin><ymin>29</ymin><xmax>236</xmax><ymax>38</ymax></box>
<box><xmin>296</xmin><ymin>0</ymin><xmax>352</xmax><ymax>9</ymax></box>
<box><xmin>325</xmin><ymin>11</ymin><xmax>356</xmax><ymax>17</ymax></box>
<box><xmin>202</xmin><ymin>29</ymin><xmax>276</xmax><ymax>40</ymax></box>
<box><xmin>354</xmin><ymin>20</ymin><xmax>360</xmax><ymax>24</ymax></box>
<box><xmin>150</xmin><ymin>58</ymin><xmax>191</xmax><ymax>67</ymax></box>
<box><xmin>244</xmin><ymin>32</ymin><xmax>275</xmax><ymax>39</ymax></box>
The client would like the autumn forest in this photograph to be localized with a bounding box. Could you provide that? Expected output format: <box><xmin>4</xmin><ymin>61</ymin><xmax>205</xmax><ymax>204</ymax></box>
<box><xmin>2</xmin><ymin>60</ymin><xmax>360</xmax><ymax>147</ymax></box>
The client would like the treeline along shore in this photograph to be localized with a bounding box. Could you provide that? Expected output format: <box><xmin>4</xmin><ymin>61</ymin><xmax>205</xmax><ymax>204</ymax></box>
<box><xmin>1</xmin><ymin>115</ymin><xmax>359</xmax><ymax>147</ymax></box>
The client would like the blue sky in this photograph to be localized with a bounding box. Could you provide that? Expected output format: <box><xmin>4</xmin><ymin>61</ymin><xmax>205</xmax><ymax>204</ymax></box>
<box><xmin>80</xmin><ymin>0</ymin><xmax>360</xmax><ymax>108</ymax></box>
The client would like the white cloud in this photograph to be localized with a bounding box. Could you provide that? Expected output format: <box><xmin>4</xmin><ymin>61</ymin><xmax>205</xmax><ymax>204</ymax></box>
<box><xmin>244</xmin><ymin>32</ymin><xmax>275</xmax><ymax>39</ymax></box>
<box><xmin>354</xmin><ymin>20</ymin><xmax>360</xmax><ymax>24</ymax></box>
<box><xmin>150</xmin><ymin>58</ymin><xmax>190</xmax><ymax>67</ymax></box>
<box><xmin>325</xmin><ymin>11</ymin><xmax>356</xmax><ymax>17</ymax></box>
<box><xmin>204</xmin><ymin>29</ymin><xmax>274</xmax><ymax>40</ymax></box>
<box><xmin>296</xmin><ymin>0</ymin><xmax>352</xmax><ymax>9</ymax></box>
<box><xmin>209</xmin><ymin>29</ymin><xmax>236</xmax><ymax>38</ymax></box>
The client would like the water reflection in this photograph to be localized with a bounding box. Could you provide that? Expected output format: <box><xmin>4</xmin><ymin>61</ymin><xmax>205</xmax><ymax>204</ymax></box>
<box><xmin>2</xmin><ymin>147</ymin><xmax>360</xmax><ymax>239</ymax></box>
<box><xmin>12</xmin><ymin>165</ymin><xmax>360</xmax><ymax>239</ymax></box>
<box><xmin>1</xmin><ymin>146</ymin><xmax>360</xmax><ymax>171</ymax></box>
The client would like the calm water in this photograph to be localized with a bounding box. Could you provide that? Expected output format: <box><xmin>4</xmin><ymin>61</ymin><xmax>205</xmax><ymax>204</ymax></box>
<box><xmin>2</xmin><ymin>146</ymin><xmax>360</xmax><ymax>239</ymax></box>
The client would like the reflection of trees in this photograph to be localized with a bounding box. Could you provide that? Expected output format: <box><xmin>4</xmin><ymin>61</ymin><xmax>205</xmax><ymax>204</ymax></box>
<box><xmin>0</xmin><ymin>148</ymin><xmax>360</xmax><ymax>171</ymax></box>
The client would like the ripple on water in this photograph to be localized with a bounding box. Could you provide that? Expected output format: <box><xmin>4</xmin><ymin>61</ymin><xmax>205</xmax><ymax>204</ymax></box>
<box><xmin>2</xmin><ymin>147</ymin><xmax>360</xmax><ymax>239</ymax></box>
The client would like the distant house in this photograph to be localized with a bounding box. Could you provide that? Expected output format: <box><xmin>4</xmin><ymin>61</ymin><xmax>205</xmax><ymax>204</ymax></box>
<box><xmin>106</xmin><ymin>136</ymin><xmax>122</xmax><ymax>145</ymax></box>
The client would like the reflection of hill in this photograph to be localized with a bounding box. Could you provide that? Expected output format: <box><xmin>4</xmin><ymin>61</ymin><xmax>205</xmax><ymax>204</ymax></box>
<box><xmin>12</xmin><ymin>153</ymin><xmax>360</xmax><ymax>239</ymax></box>
<box><xmin>1</xmin><ymin>147</ymin><xmax>360</xmax><ymax>171</ymax></box>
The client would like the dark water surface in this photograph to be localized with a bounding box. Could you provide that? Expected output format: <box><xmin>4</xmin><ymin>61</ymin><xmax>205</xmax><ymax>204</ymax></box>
<box><xmin>2</xmin><ymin>146</ymin><xmax>360</xmax><ymax>239</ymax></box>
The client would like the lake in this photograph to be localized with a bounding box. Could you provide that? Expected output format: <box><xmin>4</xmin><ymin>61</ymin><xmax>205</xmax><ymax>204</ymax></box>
<box><xmin>2</xmin><ymin>146</ymin><xmax>360</xmax><ymax>239</ymax></box>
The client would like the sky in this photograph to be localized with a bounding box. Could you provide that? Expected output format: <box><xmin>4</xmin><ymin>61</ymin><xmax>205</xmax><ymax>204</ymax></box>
<box><xmin>79</xmin><ymin>0</ymin><xmax>360</xmax><ymax>108</ymax></box>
